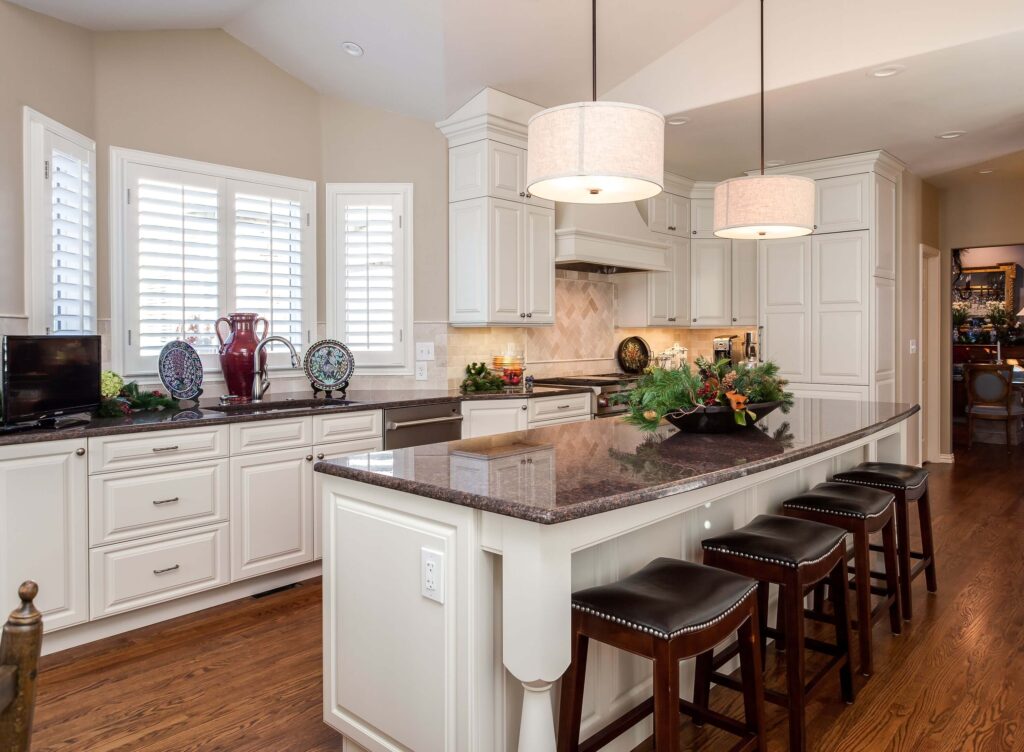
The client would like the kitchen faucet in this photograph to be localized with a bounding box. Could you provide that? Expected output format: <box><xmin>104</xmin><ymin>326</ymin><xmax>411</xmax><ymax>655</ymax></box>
<box><xmin>252</xmin><ymin>336</ymin><xmax>300</xmax><ymax>402</ymax></box>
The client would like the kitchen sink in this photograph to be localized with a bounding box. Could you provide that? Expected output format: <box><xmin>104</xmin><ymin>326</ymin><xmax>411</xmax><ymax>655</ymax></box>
<box><xmin>206</xmin><ymin>398</ymin><xmax>356</xmax><ymax>415</ymax></box>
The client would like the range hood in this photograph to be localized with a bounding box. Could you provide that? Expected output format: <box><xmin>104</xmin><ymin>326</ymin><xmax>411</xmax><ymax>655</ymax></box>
<box><xmin>554</xmin><ymin>202</ymin><xmax>670</xmax><ymax>274</ymax></box>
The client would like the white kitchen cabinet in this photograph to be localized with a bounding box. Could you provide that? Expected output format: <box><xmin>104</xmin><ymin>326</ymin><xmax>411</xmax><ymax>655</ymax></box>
<box><xmin>0</xmin><ymin>439</ymin><xmax>89</xmax><ymax>632</ymax></box>
<box><xmin>690</xmin><ymin>198</ymin><xmax>716</xmax><ymax>238</ymax></box>
<box><xmin>230</xmin><ymin>447</ymin><xmax>314</xmax><ymax>581</ymax></box>
<box><xmin>759</xmin><ymin>235</ymin><xmax>814</xmax><ymax>382</ymax></box>
<box><xmin>449</xmin><ymin>197</ymin><xmax>555</xmax><ymax>326</ymax></box>
<box><xmin>689</xmin><ymin>238</ymin><xmax>732</xmax><ymax>326</ymax></box>
<box><xmin>448</xmin><ymin>139</ymin><xmax>553</xmax><ymax>208</ymax></box>
<box><xmin>460</xmin><ymin>399</ymin><xmax>528</xmax><ymax>438</ymax></box>
<box><xmin>730</xmin><ymin>240</ymin><xmax>759</xmax><ymax>326</ymax></box>
<box><xmin>527</xmin><ymin>393</ymin><xmax>592</xmax><ymax>425</ymax></box>
<box><xmin>313</xmin><ymin>437</ymin><xmax>385</xmax><ymax>560</ymax></box>
<box><xmin>815</xmin><ymin>173</ymin><xmax>870</xmax><ymax>234</ymax></box>
<box><xmin>615</xmin><ymin>239</ymin><xmax>689</xmax><ymax>327</ymax></box>
<box><xmin>811</xmin><ymin>231</ymin><xmax>870</xmax><ymax>385</ymax></box>
<box><xmin>449</xmin><ymin>446</ymin><xmax>555</xmax><ymax>506</ymax></box>
<box><xmin>638</xmin><ymin>192</ymin><xmax>690</xmax><ymax>237</ymax></box>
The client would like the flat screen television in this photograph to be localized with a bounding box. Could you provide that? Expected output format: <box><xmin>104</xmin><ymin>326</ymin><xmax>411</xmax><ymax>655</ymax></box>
<box><xmin>1</xmin><ymin>335</ymin><xmax>101</xmax><ymax>426</ymax></box>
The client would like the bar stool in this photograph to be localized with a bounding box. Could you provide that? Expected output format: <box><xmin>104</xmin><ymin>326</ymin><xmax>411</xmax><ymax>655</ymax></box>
<box><xmin>782</xmin><ymin>482</ymin><xmax>902</xmax><ymax>676</ymax></box>
<box><xmin>695</xmin><ymin>515</ymin><xmax>855</xmax><ymax>752</ymax></box>
<box><xmin>832</xmin><ymin>462</ymin><xmax>937</xmax><ymax>619</ymax></box>
<box><xmin>557</xmin><ymin>558</ymin><xmax>767</xmax><ymax>752</ymax></box>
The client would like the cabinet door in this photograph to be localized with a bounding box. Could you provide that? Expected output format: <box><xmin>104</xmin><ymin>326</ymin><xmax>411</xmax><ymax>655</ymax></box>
<box><xmin>448</xmin><ymin>140</ymin><xmax>487</xmax><ymax>202</ymax></box>
<box><xmin>671</xmin><ymin>239</ymin><xmax>690</xmax><ymax>324</ymax></box>
<box><xmin>460</xmin><ymin>400</ymin><xmax>528</xmax><ymax>439</ymax></box>
<box><xmin>0</xmin><ymin>439</ymin><xmax>88</xmax><ymax>632</ymax></box>
<box><xmin>489</xmin><ymin>141</ymin><xmax>525</xmax><ymax>202</ymax></box>
<box><xmin>690</xmin><ymin>198</ymin><xmax>716</xmax><ymax>238</ymax></box>
<box><xmin>730</xmin><ymin>240</ymin><xmax>758</xmax><ymax>326</ymax></box>
<box><xmin>230</xmin><ymin>447</ymin><xmax>314</xmax><ymax>581</ymax></box>
<box><xmin>759</xmin><ymin>236</ymin><xmax>812</xmax><ymax>382</ymax></box>
<box><xmin>666</xmin><ymin>194</ymin><xmax>690</xmax><ymax>236</ymax></box>
<box><xmin>449</xmin><ymin>199</ymin><xmax>489</xmax><ymax>324</ymax></box>
<box><xmin>812</xmin><ymin>231</ymin><xmax>870</xmax><ymax>385</ymax></box>
<box><xmin>644</xmin><ymin>194</ymin><xmax>669</xmax><ymax>234</ymax></box>
<box><xmin>522</xmin><ymin>205</ymin><xmax>555</xmax><ymax>324</ymax></box>
<box><xmin>313</xmin><ymin>437</ymin><xmax>384</xmax><ymax>560</ymax></box>
<box><xmin>815</xmin><ymin>174</ymin><xmax>870</xmax><ymax>234</ymax></box>
<box><xmin>489</xmin><ymin>198</ymin><xmax>524</xmax><ymax>323</ymax></box>
<box><xmin>690</xmin><ymin>239</ymin><xmax>732</xmax><ymax>326</ymax></box>
<box><xmin>647</xmin><ymin>269</ymin><xmax>672</xmax><ymax>325</ymax></box>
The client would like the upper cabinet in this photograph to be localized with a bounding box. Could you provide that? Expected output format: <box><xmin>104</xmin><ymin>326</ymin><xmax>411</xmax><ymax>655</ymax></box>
<box><xmin>449</xmin><ymin>140</ymin><xmax>554</xmax><ymax>209</ymax></box>
<box><xmin>730</xmin><ymin>240</ymin><xmax>758</xmax><ymax>326</ymax></box>
<box><xmin>616</xmin><ymin>239</ymin><xmax>689</xmax><ymax>327</ymax></box>
<box><xmin>689</xmin><ymin>239</ymin><xmax>732</xmax><ymax>326</ymax></box>
<box><xmin>690</xmin><ymin>198</ymin><xmax>716</xmax><ymax>238</ymax></box>
<box><xmin>637</xmin><ymin>192</ymin><xmax>690</xmax><ymax>237</ymax></box>
<box><xmin>814</xmin><ymin>174</ymin><xmax>870</xmax><ymax>234</ymax></box>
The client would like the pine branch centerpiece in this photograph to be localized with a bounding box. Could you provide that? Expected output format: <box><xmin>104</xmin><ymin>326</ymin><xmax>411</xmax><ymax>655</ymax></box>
<box><xmin>612</xmin><ymin>357</ymin><xmax>794</xmax><ymax>433</ymax></box>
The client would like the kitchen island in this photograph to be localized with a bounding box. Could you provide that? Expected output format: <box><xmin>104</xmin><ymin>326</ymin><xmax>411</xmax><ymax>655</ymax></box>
<box><xmin>316</xmin><ymin>398</ymin><xmax>918</xmax><ymax>752</ymax></box>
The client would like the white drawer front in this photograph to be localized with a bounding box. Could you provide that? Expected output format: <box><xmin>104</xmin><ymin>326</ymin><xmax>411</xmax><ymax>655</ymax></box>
<box><xmin>528</xmin><ymin>393</ymin><xmax>591</xmax><ymax>423</ymax></box>
<box><xmin>89</xmin><ymin>427</ymin><xmax>228</xmax><ymax>474</ymax></box>
<box><xmin>230</xmin><ymin>417</ymin><xmax>313</xmax><ymax>454</ymax></box>
<box><xmin>313</xmin><ymin>410</ymin><xmax>383</xmax><ymax>444</ymax></box>
<box><xmin>89</xmin><ymin>459</ymin><xmax>228</xmax><ymax>546</ymax></box>
<box><xmin>527</xmin><ymin>414</ymin><xmax>591</xmax><ymax>428</ymax></box>
<box><xmin>90</xmin><ymin>523</ymin><xmax>229</xmax><ymax>619</ymax></box>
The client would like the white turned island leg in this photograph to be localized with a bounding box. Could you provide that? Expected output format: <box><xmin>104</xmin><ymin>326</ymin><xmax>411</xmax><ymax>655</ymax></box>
<box><xmin>500</xmin><ymin>518</ymin><xmax>572</xmax><ymax>752</ymax></box>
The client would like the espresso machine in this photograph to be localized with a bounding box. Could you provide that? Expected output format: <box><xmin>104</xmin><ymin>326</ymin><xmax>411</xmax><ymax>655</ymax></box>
<box><xmin>712</xmin><ymin>335</ymin><xmax>738</xmax><ymax>364</ymax></box>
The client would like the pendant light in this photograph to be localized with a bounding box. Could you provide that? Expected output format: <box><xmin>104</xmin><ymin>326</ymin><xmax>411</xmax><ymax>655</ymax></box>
<box><xmin>526</xmin><ymin>0</ymin><xmax>665</xmax><ymax>204</ymax></box>
<box><xmin>713</xmin><ymin>0</ymin><xmax>814</xmax><ymax>239</ymax></box>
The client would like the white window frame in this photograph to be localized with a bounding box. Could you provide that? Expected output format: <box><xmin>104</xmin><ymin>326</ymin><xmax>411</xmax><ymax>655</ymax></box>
<box><xmin>23</xmin><ymin>107</ymin><xmax>97</xmax><ymax>335</ymax></box>
<box><xmin>110</xmin><ymin>147</ymin><xmax>317</xmax><ymax>377</ymax></box>
<box><xmin>326</xmin><ymin>183</ymin><xmax>414</xmax><ymax>375</ymax></box>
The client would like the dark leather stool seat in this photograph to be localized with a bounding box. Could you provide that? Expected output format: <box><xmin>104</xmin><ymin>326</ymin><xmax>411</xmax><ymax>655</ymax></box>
<box><xmin>559</xmin><ymin>558</ymin><xmax>767</xmax><ymax>752</ymax></box>
<box><xmin>833</xmin><ymin>462</ymin><xmax>928</xmax><ymax>493</ymax></box>
<box><xmin>572</xmin><ymin>558</ymin><xmax>757</xmax><ymax>639</ymax></box>
<box><xmin>701</xmin><ymin>514</ymin><xmax>847</xmax><ymax>569</ymax></box>
<box><xmin>782</xmin><ymin>482</ymin><xmax>894</xmax><ymax>519</ymax></box>
<box><xmin>832</xmin><ymin>462</ymin><xmax>937</xmax><ymax>620</ymax></box>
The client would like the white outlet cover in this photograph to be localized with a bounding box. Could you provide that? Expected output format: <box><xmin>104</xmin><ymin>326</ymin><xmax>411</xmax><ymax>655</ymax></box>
<box><xmin>415</xmin><ymin>341</ymin><xmax>435</xmax><ymax>361</ymax></box>
<box><xmin>909</xmin><ymin>339</ymin><xmax>919</xmax><ymax>355</ymax></box>
<box><xmin>421</xmin><ymin>547</ymin><xmax>444</xmax><ymax>604</ymax></box>
<box><xmin>415</xmin><ymin>362</ymin><xmax>428</xmax><ymax>381</ymax></box>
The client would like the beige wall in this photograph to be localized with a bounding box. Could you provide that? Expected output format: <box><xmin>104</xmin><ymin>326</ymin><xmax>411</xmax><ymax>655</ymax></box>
<box><xmin>0</xmin><ymin>1</ymin><xmax>94</xmax><ymax>324</ymax></box>
<box><xmin>319</xmin><ymin>97</ymin><xmax>448</xmax><ymax>322</ymax></box>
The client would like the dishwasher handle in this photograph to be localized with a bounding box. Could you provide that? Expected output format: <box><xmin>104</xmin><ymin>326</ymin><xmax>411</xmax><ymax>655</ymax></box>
<box><xmin>386</xmin><ymin>414</ymin><xmax>464</xmax><ymax>431</ymax></box>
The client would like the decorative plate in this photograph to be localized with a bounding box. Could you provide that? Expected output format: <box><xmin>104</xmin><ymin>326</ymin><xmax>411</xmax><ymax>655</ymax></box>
<box><xmin>616</xmin><ymin>336</ymin><xmax>652</xmax><ymax>374</ymax></box>
<box><xmin>303</xmin><ymin>339</ymin><xmax>355</xmax><ymax>392</ymax></box>
<box><xmin>157</xmin><ymin>340</ymin><xmax>204</xmax><ymax>400</ymax></box>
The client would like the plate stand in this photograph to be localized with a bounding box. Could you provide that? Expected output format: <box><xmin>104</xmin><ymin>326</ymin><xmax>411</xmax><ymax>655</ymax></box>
<box><xmin>312</xmin><ymin>380</ymin><xmax>349</xmax><ymax>399</ymax></box>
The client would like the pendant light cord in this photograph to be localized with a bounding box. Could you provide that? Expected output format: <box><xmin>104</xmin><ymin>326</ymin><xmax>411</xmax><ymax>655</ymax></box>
<box><xmin>592</xmin><ymin>0</ymin><xmax>598</xmax><ymax>102</ymax></box>
<box><xmin>760</xmin><ymin>0</ymin><xmax>765</xmax><ymax>175</ymax></box>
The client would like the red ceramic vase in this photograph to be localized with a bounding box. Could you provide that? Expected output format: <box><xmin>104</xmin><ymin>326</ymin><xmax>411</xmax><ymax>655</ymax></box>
<box><xmin>215</xmin><ymin>312</ymin><xmax>269</xmax><ymax>400</ymax></box>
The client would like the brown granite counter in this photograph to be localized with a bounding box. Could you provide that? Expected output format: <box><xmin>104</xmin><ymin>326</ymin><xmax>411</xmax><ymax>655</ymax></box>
<box><xmin>0</xmin><ymin>386</ymin><xmax>592</xmax><ymax>447</ymax></box>
<box><xmin>315</xmin><ymin>399</ymin><xmax>920</xmax><ymax>524</ymax></box>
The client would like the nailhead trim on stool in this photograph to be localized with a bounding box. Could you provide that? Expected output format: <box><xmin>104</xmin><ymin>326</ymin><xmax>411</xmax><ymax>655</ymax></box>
<box><xmin>832</xmin><ymin>477</ymin><xmax>927</xmax><ymax>492</ymax></box>
<box><xmin>703</xmin><ymin>537</ymin><xmax>846</xmax><ymax>570</ymax></box>
<box><xmin>782</xmin><ymin>501</ymin><xmax>893</xmax><ymax>520</ymax></box>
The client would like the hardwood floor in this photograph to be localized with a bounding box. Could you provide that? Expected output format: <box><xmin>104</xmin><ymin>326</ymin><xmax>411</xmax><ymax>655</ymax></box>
<box><xmin>32</xmin><ymin>443</ymin><xmax>1024</xmax><ymax>751</ymax></box>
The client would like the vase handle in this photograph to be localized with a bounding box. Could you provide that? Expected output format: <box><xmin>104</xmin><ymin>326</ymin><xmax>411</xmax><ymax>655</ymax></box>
<box><xmin>255</xmin><ymin>316</ymin><xmax>270</xmax><ymax>342</ymax></box>
<box><xmin>214</xmin><ymin>317</ymin><xmax>230</xmax><ymax>347</ymax></box>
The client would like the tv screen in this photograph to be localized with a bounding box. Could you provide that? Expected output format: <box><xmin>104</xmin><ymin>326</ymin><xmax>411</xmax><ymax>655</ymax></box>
<box><xmin>1</xmin><ymin>335</ymin><xmax>101</xmax><ymax>425</ymax></box>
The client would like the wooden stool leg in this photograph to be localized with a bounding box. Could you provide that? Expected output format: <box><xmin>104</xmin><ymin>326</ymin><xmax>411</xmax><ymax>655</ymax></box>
<box><xmin>556</xmin><ymin>624</ymin><xmax>589</xmax><ymax>752</ymax></box>
<box><xmin>691</xmin><ymin>650</ymin><xmax>712</xmax><ymax>727</ymax></box>
<box><xmin>830</xmin><ymin>557</ymin><xmax>856</xmax><ymax>704</ymax></box>
<box><xmin>756</xmin><ymin>581</ymin><xmax>770</xmax><ymax>669</ymax></box>
<box><xmin>782</xmin><ymin>582</ymin><xmax>807</xmax><ymax>752</ymax></box>
<box><xmin>881</xmin><ymin>516</ymin><xmax>902</xmax><ymax>634</ymax></box>
<box><xmin>894</xmin><ymin>496</ymin><xmax>914</xmax><ymax>620</ymax></box>
<box><xmin>918</xmin><ymin>489</ymin><xmax>939</xmax><ymax>593</ymax></box>
<box><xmin>738</xmin><ymin>603</ymin><xmax>768</xmax><ymax>752</ymax></box>
<box><xmin>852</xmin><ymin>527</ymin><xmax>874</xmax><ymax>676</ymax></box>
<box><xmin>652</xmin><ymin>641</ymin><xmax>680</xmax><ymax>752</ymax></box>
<box><xmin>811</xmin><ymin>581</ymin><xmax>827</xmax><ymax>617</ymax></box>
<box><xmin>774</xmin><ymin>584</ymin><xmax>787</xmax><ymax>653</ymax></box>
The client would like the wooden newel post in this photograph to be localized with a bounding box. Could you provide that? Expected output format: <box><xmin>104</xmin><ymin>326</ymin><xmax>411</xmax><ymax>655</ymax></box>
<box><xmin>0</xmin><ymin>581</ymin><xmax>43</xmax><ymax>752</ymax></box>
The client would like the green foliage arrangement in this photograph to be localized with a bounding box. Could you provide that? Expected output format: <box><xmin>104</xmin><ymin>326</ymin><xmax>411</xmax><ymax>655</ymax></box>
<box><xmin>612</xmin><ymin>357</ymin><xmax>793</xmax><ymax>432</ymax></box>
<box><xmin>459</xmin><ymin>362</ymin><xmax>506</xmax><ymax>393</ymax></box>
<box><xmin>97</xmin><ymin>371</ymin><xmax>179</xmax><ymax>417</ymax></box>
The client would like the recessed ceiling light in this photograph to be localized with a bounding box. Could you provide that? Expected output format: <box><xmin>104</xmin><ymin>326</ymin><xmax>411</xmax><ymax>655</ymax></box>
<box><xmin>936</xmin><ymin>130</ymin><xmax>966</xmax><ymax>139</ymax></box>
<box><xmin>979</xmin><ymin>169</ymin><xmax>995</xmax><ymax>174</ymax></box>
<box><xmin>667</xmin><ymin>116</ymin><xmax>690</xmax><ymax>126</ymax></box>
<box><xmin>765</xmin><ymin>160</ymin><xmax>786</xmax><ymax>167</ymax></box>
<box><xmin>341</xmin><ymin>41</ymin><xmax>364</xmax><ymax>57</ymax></box>
<box><xmin>869</xmin><ymin>64</ymin><xmax>906</xmax><ymax>78</ymax></box>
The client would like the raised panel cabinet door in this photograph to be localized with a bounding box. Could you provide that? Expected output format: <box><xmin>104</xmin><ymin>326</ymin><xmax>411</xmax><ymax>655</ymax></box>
<box><xmin>874</xmin><ymin>176</ymin><xmax>897</xmax><ymax>278</ymax></box>
<box><xmin>449</xmin><ymin>199</ymin><xmax>489</xmax><ymax>324</ymax></box>
<box><xmin>647</xmin><ymin>269</ymin><xmax>672</xmax><ymax>324</ymax></box>
<box><xmin>460</xmin><ymin>399</ymin><xmax>528</xmax><ymax>438</ymax></box>
<box><xmin>489</xmin><ymin>141</ymin><xmax>525</xmax><ymax>202</ymax></box>
<box><xmin>690</xmin><ymin>198</ymin><xmax>716</xmax><ymax>238</ymax></box>
<box><xmin>522</xmin><ymin>205</ymin><xmax>555</xmax><ymax>324</ymax></box>
<box><xmin>666</xmin><ymin>194</ymin><xmax>690</xmax><ymax>236</ymax></box>
<box><xmin>448</xmin><ymin>140</ymin><xmax>487</xmax><ymax>202</ymax></box>
<box><xmin>671</xmin><ymin>238</ymin><xmax>691</xmax><ymax>324</ymax></box>
<box><xmin>0</xmin><ymin>439</ymin><xmax>88</xmax><ymax>632</ymax></box>
<box><xmin>731</xmin><ymin>240</ymin><xmax>759</xmax><ymax>325</ymax></box>
<box><xmin>645</xmin><ymin>193</ymin><xmax>669</xmax><ymax>234</ymax></box>
<box><xmin>812</xmin><ymin>231</ymin><xmax>870</xmax><ymax>384</ymax></box>
<box><xmin>489</xmin><ymin>198</ymin><xmax>524</xmax><ymax>323</ymax></box>
<box><xmin>815</xmin><ymin>173</ymin><xmax>870</xmax><ymax>234</ymax></box>
<box><xmin>230</xmin><ymin>447</ymin><xmax>314</xmax><ymax>581</ymax></box>
<box><xmin>690</xmin><ymin>238</ymin><xmax>732</xmax><ymax>326</ymax></box>
<box><xmin>313</xmin><ymin>437</ymin><xmax>384</xmax><ymax>560</ymax></box>
<box><xmin>759</xmin><ymin>236</ymin><xmax>812</xmax><ymax>381</ymax></box>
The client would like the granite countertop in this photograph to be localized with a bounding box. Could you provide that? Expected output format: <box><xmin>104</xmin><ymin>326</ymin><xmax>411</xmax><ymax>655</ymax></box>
<box><xmin>0</xmin><ymin>385</ymin><xmax>593</xmax><ymax>447</ymax></box>
<box><xmin>315</xmin><ymin>399</ymin><xmax>920</xmax><ymax>525</ymax></box>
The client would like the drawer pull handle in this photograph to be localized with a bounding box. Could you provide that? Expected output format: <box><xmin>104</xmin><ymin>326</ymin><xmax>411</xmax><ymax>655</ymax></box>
<box><xmin>153</xmin><ymin>564</ymin><xmax>180</xmax><ymax>575</ymax></box>
<box><xmin>556</xmin><ymin>404</ymin><xmax>572</xmax><ymax>409</ymax></box>
<box><xmin>151</xmin><ymin>445</ymin><xmax>179</xmax><ymax>453</ymax></box>
<box><xmin>152</xmin><ymin>497</ymin><xmax>180</xmax><ymax>506</ymax></box>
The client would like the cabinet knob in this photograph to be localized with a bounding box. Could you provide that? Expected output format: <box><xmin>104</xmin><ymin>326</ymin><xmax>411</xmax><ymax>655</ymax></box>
<box><xmin>520</xmin><ymin>312</ymin><xmax>526</xmax><ymax>318</ymax></box>
<box><xmin>526</xmin><ymin>192</ymin><xmax>532</xmax><ymax>199</ymax></box>
<box><xmin>692</xmin><ymin>318</ymin><xmax>697</xmax><ymax>323</ymax></box>
<box><xmin>75</xmin><ymin>447</ymin><xmax>86</xmax><ymax>456</ymax></box>
<box><xmin>732</xmin><ymin>317</ymin><xmax>738</xmax><ymax>322</ymax></box>
<box><xmin>668</xmin><ymin>317</ymin><xmax>676</xmax><ymax>322</ymax></box>
<box><xmin>519</xmin><ymin>191</ymin><xmax>526</xmax><ymax>197</ymax></box>
<box><xmin>521</xmin><ymin>404</ymin><xmax>528</xmax><ymax>411</ymax></box>
<box><xmin>306</xmin><ymin>455</ymin><xmax>314</xmax><ymax>462</ymax></box>
<box><xmin>692</xmin><ymin>230</ymin><xmax>697</xmax><ymax>235</ymax></box>
<box><xmin>526</xmin><ymin>312</ymin><xmax>533</xmax><ymax>318</ymax></box>
<box><xmin>668</xmin><ymin>226</ymin><xmax>676</xmax><ymax>231</ymax></box>
<box><xmin>316</xmin><ymin>453</ymin><xmax>325</xmax><ymax>460</ymax></box>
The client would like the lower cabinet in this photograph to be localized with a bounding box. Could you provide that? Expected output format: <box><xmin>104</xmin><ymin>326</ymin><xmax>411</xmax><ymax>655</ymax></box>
<box><xmin>461</xmin><ymin>399</ymin><xmax>529</xmax><ymax>438</ymax></box>
<box><xmin>230</xmin><ymin>447</ymin><xmax>315</xmax><ymax>581</ymax></box>
<box><xmin>313</xmin><ymin>437</ymin><xmax>384</xmax><ymax>560</ymax></box>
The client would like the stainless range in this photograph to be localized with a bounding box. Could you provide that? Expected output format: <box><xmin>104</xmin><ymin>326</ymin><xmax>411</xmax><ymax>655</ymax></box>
<box><xmin>532</xmin><ymin>373</ymin><xmax>639</xmax><ymax>418</ymax></box>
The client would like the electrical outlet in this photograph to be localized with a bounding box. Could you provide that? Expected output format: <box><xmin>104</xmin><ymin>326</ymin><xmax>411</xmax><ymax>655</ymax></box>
<box><xmin>421</xmin><ymin>548</ymin><xmax>444</xmax><ymax>603</ymax></box>
<box><xmin>415</xmin><ymin>341</ymin><xmax>435</xmax><ymax>361</ymax></box>
<box><xmin>909</xmin><ymin>339</ymin><xmax>919</xmax><ymax>355</ymax></box>
<box><xmin>415</xmin><ymin>362</ymin><xmax>429</xmax><ymax>381</ymax></box>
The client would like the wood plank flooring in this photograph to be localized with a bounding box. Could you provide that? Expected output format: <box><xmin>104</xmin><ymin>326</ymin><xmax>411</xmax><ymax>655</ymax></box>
<box><xmin>31</xmin><ymin>443</ymin><xmax>1024</xmax><ymax>751</ymax></box>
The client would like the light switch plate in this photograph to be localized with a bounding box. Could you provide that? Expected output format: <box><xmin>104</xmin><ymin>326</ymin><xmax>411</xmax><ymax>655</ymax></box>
<box><xmin>421</xmin><ymin>548</ymin><xmax>444</xmax><ymax>603</ymax></box>
<box><xmin>415</xmin><ymin>362</ymin><xmax>428</xmax><ymax>381</ymax></box>
<box><xmin>415</xmin><ymin>342</ymin><xmax>435</xmax><ymax>361</ymax></box>
<box><xmin>909</xmin><ymin>339</ymin><xmax>918</xmax><ymax>355</ymax></box>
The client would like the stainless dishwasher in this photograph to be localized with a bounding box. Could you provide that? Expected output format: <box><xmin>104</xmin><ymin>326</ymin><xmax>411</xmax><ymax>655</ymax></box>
<box><xmin>383</xmin><ymin>400</ymin><xmax>463</xmax><ymax>449</ymax></box>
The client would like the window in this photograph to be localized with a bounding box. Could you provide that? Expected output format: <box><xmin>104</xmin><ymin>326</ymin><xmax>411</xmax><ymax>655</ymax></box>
<box><xmin>327</xmin><ymin>184</ymin><xmax>413</xmax><ymax>372</ymax></box>
<box><xmin>23</xmin><ymin>108</ymin><xmax>97</xmax><ymax>335</ymax></box>
<box><xmin>111</xmin><ymin>148</ymin><xmax>316</xmax><ymax>375</ymax></box>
